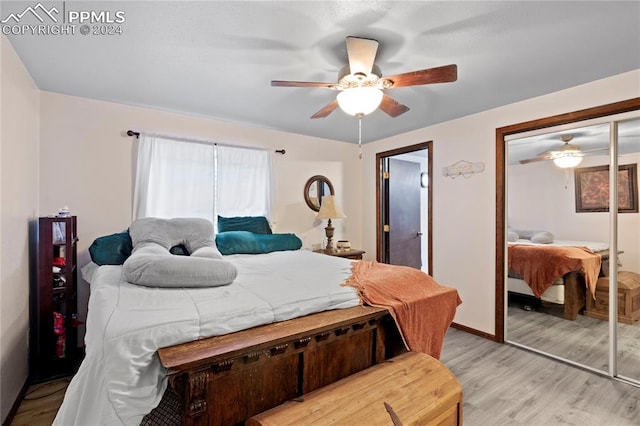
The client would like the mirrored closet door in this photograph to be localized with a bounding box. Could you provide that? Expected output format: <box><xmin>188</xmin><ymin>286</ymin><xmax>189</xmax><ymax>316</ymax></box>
<box><xmin>615</xmin><ymin>117</ymin><xmax>640</xmax><ymax>383</ymax></box>
<box><xmin>504</xmin><ymin>112</ymin><xmax>640</xmax><ymax>385</ymax></box>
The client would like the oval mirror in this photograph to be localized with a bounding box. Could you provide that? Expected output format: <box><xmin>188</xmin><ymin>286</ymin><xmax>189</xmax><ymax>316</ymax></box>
<box><xmin>304</xmin><ymin>175</ymin><xmax>335</xmax><ymax>212</ymax></box>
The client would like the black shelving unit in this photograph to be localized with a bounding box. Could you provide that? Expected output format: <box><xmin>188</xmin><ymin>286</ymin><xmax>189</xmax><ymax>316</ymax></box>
<box><xmin>30</xmin><ymin>216</ymin><xmax>81</xmax><ymax>382</ymax></box>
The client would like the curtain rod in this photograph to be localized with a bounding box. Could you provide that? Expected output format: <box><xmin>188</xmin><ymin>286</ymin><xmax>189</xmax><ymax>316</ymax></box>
<box><xmin>126</xmin><ymin>130</ymin><xmax>286</xmax><ymax>155</ymax></box>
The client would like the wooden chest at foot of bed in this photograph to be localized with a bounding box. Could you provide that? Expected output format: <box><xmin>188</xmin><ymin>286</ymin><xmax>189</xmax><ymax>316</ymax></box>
<box><xmin>585</xmin><ymin>271</ymin><xmax>640</xmax><ymax>324</ymax></box>
<box><xmin>157</xmin><ymin>305</ymin><xmax>406</xmax><ymax>426</ymax></box>
<box><xmin>246</xmin><ymin>351</ymin><xmax>462</xmax><ymax>426</ymax></box>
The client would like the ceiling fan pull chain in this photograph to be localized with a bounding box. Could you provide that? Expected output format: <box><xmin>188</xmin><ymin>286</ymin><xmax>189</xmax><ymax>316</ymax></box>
<box><xmin>358</xmin><ymin>115</ymin><xmax>363</xmax><ymax>159</ymax></box>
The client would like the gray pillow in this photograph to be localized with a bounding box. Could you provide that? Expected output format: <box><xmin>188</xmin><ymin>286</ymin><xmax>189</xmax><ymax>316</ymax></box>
<box><xmin>127</xmin><ymin>217</ymin><xmax>221</xmax><ymax>256</ymax></box>
<box><xmin>511</xmin><ymin>229</ymin><xmax>554</xmax><ymax>244</ymax></box>
<box><xmin>507</xmin><ymin>231</ymin><xmax>519</xmax><ymax>243</ymax></box>
<box><xmin>530</xmin><ymin>231</ymin><xmax>554</xmax><ymax>244</ymax></box>
<box><xmin>123</xmin><ymin>217</ymin><xmax>237</xmax><ymax>288</ymax></box>
<box><xmin>514</xmin><ymin>229</ymin><xmax>535</xmax><ymax>240</ymax></box>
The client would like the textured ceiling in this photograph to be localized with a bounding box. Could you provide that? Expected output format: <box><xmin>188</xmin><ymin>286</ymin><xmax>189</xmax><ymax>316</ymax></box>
<box><xmin>3</xmin><ymin>1</ymin><xmax>640</xmax><ymax>145</ymax></box>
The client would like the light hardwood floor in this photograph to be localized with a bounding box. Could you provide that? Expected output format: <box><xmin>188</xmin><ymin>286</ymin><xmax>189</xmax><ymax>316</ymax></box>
<box><xmin>507</xmin><ymin>297</ymin><xmax>640</xmax><ymax>379</ymax></box>
<box><xmin>10</xmin><ymin>377</ymin><xmax>69</xmax><ymax>426</ymax></box>
<box><xmin>440</xmin><ymin>328</ymin><xmax>640</xmax><ymax>426</ymax></box>
<box><xmin>10</xmin><ymin>329</ymin><xmax>640</xmax><ymax>425</ymax></box>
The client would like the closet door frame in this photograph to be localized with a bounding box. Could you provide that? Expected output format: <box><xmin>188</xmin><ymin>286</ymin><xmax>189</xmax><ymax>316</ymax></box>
<box><xmin>495</xmin><ymin>98</ymin><xmax>640</xmax><ymax>382</ymax></box>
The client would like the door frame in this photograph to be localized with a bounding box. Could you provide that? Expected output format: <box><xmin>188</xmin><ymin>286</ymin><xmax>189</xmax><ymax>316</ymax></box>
<box><xmin>494</xmin><ymin>97</ymin><xmax>640</xmax><ymax>343</ymax></box>
<box><xmin>376</xmin><ymin>141</ymin><xmax>433</xmax><ymax>273</ymax></box>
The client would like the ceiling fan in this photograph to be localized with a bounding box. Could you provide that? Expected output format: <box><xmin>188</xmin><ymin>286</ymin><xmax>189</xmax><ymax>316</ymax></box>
<box><xmin>271</xmin><ymin>36</ymin><xmax>458</xmax><ymax>119</ymax></box>
<box><xmin>519</xmin><ymin>134</ymin><xmax>608</xmax><ymax>167</ymax></box>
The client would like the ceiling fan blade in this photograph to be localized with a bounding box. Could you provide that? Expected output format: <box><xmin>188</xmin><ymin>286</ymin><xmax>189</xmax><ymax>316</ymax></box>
<box><xmin>581</xmin><ymin>146</ymin><xmax>609</xmax><ymax>153</ymax></box>
<box><xmin>310</xmin><ymin>99</ymin><xmax>339</xmax><ymax>119</ymax></box>
<box><xmin>379</xmin><ymin>94</ymin><xmax>410</xmax><ymax>117</ymax></box>
<box><xmin>346</xmin><ymin>36</ymin><xmax>379</xmax><ymax>76</ymax></box>
<box><xmin>519</xmin><ymin>154</ymin><xmax>552</xmax><ymax>165</ymax></box>
<box><xmin>271</xmin><ymin>80</ymin><xmax>336</xmax><ymax>89</ymax></box>
<box><xmin>384</xmin><ymin>64</ymin><xmax>458</xmax><ymax>88</ymax></box>
<box><xmin>535</xmin><ymin>149</ymin><xmax>554</xmax><ymax>157</ymax></box>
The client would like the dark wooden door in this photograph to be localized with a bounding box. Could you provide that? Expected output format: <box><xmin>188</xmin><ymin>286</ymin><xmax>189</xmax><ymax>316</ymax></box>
<box><xmin>388</xmin><ymin>158</ymin><xmax>422</xmax><ymax>269</ymax></box>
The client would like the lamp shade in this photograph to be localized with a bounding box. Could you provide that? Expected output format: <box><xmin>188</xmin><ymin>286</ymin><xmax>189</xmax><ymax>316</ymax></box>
<box><xmin>553</xmin><ymin>153</ymin><xmax>583</xmax><ymax>168</ymax></box>
<box><xmin>336</xmin><ymin>87</ymin><xmax>383</xmax><ymax>116</ymax></box>
<box><xmin>316</xmin><ymin>195</ymin><xmax>346</xmax><ymax>220</ymax></box>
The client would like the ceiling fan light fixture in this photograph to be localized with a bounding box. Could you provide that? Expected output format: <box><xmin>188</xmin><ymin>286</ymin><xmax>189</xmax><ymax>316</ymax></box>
<box><xmin>553</xmin><ymin>153</ymin><xmax>583</xmax><ymax>168</ymax></box>
<box><xmin>336</xmin><ymin>87</ymin><xmax>383</xmax><ymax>116</ymax></box>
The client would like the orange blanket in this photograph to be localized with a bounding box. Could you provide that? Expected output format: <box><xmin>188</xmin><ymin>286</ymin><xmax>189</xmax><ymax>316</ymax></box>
<box><xmin>508</xmin><ymin>245</ymin><xmax>601</xmax><ymax>299</ymax></box>
<box><xmin>343</xmin><ymin>261</ymin><xmax>462</xmax><ymax>359</ymax></box>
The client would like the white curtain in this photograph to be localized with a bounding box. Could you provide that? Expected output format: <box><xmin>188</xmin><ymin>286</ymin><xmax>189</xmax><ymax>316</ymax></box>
<box><xmin>216</xmin><ymin>145</ymin><xmax>272</xmax><ymax>218</ymax></box>
<box><xmin>133</xmin><ymin>134</ymin><xmax>271</xmax><ymax>223</ymax></box>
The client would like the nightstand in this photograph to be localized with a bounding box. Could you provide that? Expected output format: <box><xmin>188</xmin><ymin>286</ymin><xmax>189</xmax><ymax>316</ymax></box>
<box><xmin>314</xmin><ymin>249</ymin><xmax>365</xmax><ymax>260</ymax></box>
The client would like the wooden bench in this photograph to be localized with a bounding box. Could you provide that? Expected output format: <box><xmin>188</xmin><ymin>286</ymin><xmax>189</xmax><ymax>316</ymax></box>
<box><xmin>247</xmin><ymin>351</ymin><xmax>463</xmax><ymax>426</ymax></box>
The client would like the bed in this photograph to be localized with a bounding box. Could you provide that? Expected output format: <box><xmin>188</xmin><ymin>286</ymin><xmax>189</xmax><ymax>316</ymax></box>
<box><xmin>507</xmin><ymin>239</ymin><xmax>609</xmax><ymax>320</ymax></box>
<box><xmin>54</xmin><ymin>247</ymin><xmax>460</xmax><ymax>425</ymax></box>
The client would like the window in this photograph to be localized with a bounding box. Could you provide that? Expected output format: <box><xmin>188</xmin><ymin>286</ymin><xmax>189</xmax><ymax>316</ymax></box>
<box><xmin>133</xmin><ymin>135</ymin><xmax>271</xmax><ymax>225</ymax></box>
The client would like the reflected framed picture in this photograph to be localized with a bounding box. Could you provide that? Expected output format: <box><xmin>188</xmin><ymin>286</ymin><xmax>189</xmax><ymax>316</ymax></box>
<box><xmin>574</xmin><ymin>163</ymin><xmax>638</xmax><ymax>213</ymax></box>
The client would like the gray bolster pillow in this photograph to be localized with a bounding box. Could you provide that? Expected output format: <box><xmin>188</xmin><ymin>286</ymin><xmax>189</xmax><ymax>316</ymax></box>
<box><xmin>123</xmin><ymin>217</ymin><xmax>237</xmax><ymax>288</ymax></box>
<box><xmin>511</xmin><ymin>228</ymin><xmax>555</xmax><ymax>244</ymax></box>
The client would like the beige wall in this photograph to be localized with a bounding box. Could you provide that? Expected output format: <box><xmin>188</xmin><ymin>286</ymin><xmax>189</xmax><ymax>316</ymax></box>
<box><xmin>362</xmin><ymin>70</ymin><xmax>640</xmax><ymax>335</ymax></box>
<box><xmin>39</xmin><ymin>92</ymin><xmax>363</xmax><ymax>250</ymax></box>
<box><xmin>0</xmin><ymin>36</ymin><xmax>39</xmax><ymax>422</ymax></box>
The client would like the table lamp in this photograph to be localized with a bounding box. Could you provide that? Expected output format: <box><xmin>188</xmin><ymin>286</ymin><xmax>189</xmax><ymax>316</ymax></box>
<box><xmin>316</xmin><ymin>195</ymin><xmax>346</xmax><ymax>253</ymax></box>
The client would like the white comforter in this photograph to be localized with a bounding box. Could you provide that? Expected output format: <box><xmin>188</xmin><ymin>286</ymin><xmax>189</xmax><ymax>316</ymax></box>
<box><xmin>54</xmin><ymin>250</ymin><xmax>360</xmax><ymax>425</ymax></box>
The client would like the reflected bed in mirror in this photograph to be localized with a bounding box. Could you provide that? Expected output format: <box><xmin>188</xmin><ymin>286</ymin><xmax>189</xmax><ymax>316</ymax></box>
<box><xmin>304</xmin><ymin>175</ymin><xmax>334</xmax><ymax>212</ymax></box>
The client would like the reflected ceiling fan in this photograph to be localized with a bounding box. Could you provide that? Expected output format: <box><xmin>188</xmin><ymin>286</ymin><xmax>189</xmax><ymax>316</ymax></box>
<box><xmin>271</xmin><ymin>36</ymin><xmax>457</xmax><ymax>118</ymax></box>
<box><xmin>520</xmin><ymin>134</ymin><xmax>608</xmax><ymax>168</ymax></box>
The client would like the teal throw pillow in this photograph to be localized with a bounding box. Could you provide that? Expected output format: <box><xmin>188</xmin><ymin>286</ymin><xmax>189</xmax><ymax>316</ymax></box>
<box><xmin>169</xmin><ymin>244</ymin><xmax>190</xmax><ymax>256</ymax></box>
<box><xmin>217</xmin><ymin>216</ymin><xmax>272</xmax><ymax>234</ymax></box>
<box><xmin>89</xmin><ymin>231</ymin><xmax>133</xmax><ymax>265</ymax></box>
<box><xmin>216</xmin><ymin>231</ymin><xmax>302</xmax><ymax>255</ymax></box>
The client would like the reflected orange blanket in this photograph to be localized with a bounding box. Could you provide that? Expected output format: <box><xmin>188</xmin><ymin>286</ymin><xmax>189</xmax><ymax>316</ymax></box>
<box><xmin>508</xmin><ymin>245</ymin><xmax>601</xmax><ymax>299</ymax></box>
<box><xmin>343</xmin><ymin>261</ymin><xmax>462</xmax><ymax>359</ymax></box>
